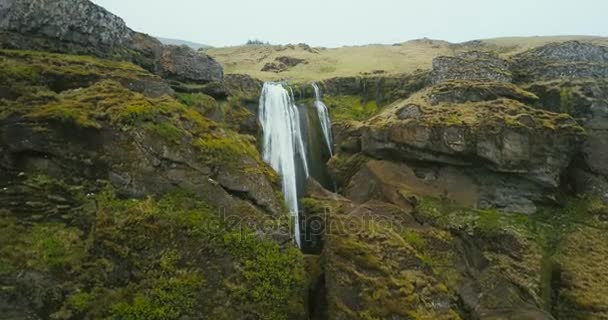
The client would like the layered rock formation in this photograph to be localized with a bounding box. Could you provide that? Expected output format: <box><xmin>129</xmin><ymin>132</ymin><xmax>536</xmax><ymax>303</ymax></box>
<box><xmin>314</xmin><ymin>41</ymin><xmax>608</xmax><ymax>320</ymax></box>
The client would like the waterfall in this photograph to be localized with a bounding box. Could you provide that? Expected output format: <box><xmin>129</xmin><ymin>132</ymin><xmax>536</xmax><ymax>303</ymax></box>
<box><xmin>258</xmin><ymin>82</ymin><xmax>309</xmax><ymax>247</ymax></box>
<box><xmin>311</xmin><ymin>82</ymin><xmax>333</xmax><ymax>156</ymax></box>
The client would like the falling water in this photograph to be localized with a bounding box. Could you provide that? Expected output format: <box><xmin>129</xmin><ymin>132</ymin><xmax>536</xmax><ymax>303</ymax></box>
<box><xmin>258</xmin><ymin>82</ymin><xmax>309</xmax><ymax>247</ymax></box>
<box><xmin>311</xmin><ymin>82</ymin><xmax>333</xmax><ymax>156</ymax></box>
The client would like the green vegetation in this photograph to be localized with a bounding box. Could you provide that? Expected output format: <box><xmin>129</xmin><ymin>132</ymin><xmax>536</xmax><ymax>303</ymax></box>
<box><xmin>0</xmin><ymin>170</ymin><xmax>304</xmax><ymax>319</ymax></box>
<box><xmin>559</xmin><ymin>88</ymin><xmax>575</xmax><ymax>114</ymax></box>
<box><xmin>0</xmin><ymin>49</ymin><xmax>153</xmax><ymax>82</ymax></box>
<box><xmin>378</xmin><ymin>88</ymin><xmax>586</xmax><ymax>136</ymax></box>
<box><xmin>416</xmin><ymin>195</ymin><xmax>608</xmax><ymax>317</ymax></box>
<box><xmin>323</xmin><ymin>95</ymin><xmax>379</xmax><ymax>122</ymax></box>
<box><xmin>205</xmin><ymin>36</ymin><xmax>608</xmax><ymax>82</ymax></box>
<box><xmin>223</xmin><ymin>232</ymin><xmax>306</xmax><ymax>320</ymax></box>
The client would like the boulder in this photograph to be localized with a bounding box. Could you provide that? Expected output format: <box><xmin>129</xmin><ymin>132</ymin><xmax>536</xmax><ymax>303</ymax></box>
<box><xmin>159</xmin><ymin>45</ymin><xmax>223</xmax><ymax>83</ymax></box>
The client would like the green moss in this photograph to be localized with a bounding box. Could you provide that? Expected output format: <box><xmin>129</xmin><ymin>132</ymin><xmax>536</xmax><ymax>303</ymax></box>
<box><xmin>68</xmin><ymin>292</ymin><xmax>93</xmax><ymax>313</ymax></box>
<box><xmin>26</xmin><ymin>223</ymin><xmax>87</xmax><ymax>273</ymax></box>
<box><xmin>402</xmin><ymin>230</ymin><xmax>427</xmax><ymax>250</ymax></box>
<box><xmin>176</xmin><ymin>93</ymin><xmax>217</xmax><ymax>115</ymax></box>
<box><xmin>193</xmin><ymin>132</ymin><xmax>259</xmax><ymax>167</ymax></box>
<box><xmin>222</xmin><ymin>232</ymin><xmax>306</xmax><ymax>320</ymax></box>
<box><xmin>0</xmin><ymin>257</ymin><xmax>14</xmax><ymax>276</ymax></box>
<box><xmin>0</xmin><ymin>49</ymin><xmax>152</xmax><ymax>83</ymax></box>
<box><xmin>145</xmin><ymin>122</ymin><xmax>183</xmax><ymax>144</ymax></box>
<box><xmin>323</xmin><ymin>95</ymin><xmax>379</xmax><ymax>122</ymax></box>
<box><xmin>476</xmin><ymin>208</ymin><xmax>501</xmax><ymax>234</ymax></box>
<box><xmin>110</xmin><ymin>271</ymin><xmax>205</xmax><ymax>320</ymax></box>
<box><xmin>559</xmin><ymin>88</ymin><xmax>575</xmax><ymax>114</ymax></box>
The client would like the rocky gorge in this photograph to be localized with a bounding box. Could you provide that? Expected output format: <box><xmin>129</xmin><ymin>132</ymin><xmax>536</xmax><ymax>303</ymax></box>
<box><xmin>1</xmin><ymin>0</ymin><xmax>608</xmax><ymax>320</ymax></box>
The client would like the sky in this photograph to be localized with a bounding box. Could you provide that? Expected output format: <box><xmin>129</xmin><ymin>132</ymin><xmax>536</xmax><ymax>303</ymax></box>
<box><xmin>91</xmin><ymin>0</ymin><xmax>607</xmax><ymax>48</ymax></box>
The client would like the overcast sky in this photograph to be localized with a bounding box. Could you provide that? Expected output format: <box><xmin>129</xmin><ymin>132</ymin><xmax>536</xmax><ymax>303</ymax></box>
<box><xmin>91</xmin><ymin>0</ymin><xmax>607</xmax><ymax>48</ymax></box>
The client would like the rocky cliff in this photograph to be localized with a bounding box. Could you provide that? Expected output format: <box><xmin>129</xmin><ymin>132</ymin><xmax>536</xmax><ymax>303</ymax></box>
<box><xmin>2</xmin><ymin>0</ymin><xmax>608</xmax><ymax>319</ymax></box>
<box><xmin>0</xmin><ymin>0</ymin><xmax>223</xmax><ymax>84</ymax></box>
<box><xmin>0</xmin><ymin>1</ymin><xmax>309</xmax><ymax>319</ymax></box>
<box><xmin>311</xmin><ymin>40</ymin><xmax>608</xmax><ymax>320</ymax></box>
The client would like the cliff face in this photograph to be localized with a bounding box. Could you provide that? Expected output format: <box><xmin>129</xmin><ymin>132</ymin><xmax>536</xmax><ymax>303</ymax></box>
<box><xmin>0</xmin><ymin>1</ymin><xmax>309</xmax><ymax>319</ymax></box>
<box><xmin>310</xmin><ymin>40</ymin><xmax>608</xmax><ymax>320</ymax></box>
<box><xmin>2</xmin><ymin>0</ymin><xmax>608</xmax><ymax>319</ymax></box>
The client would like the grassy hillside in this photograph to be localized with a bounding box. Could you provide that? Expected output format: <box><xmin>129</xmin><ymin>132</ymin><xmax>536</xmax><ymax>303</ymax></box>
<box><xmin>205</xmin><ymin>36</ymin><xmax>608</xmax><ymax>82</ymax></box>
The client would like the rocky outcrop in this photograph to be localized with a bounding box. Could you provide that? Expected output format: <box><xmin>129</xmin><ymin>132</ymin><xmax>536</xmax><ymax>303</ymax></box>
<box><xmin>159</xmin><ymin>45</ymin><xmax>223</xmax><ymax>83</ymax></box>
<box><xmin>0</xmin><ymin>0</ymin><xmax>131</xmax><ymax>48</ymax></box>
<box><xmin>261</xmin><ymin>56</ymin><xmax>308</xmax><ymax>73</ymax></box>
<box><xmin>514</xmin><ymin>42</ymin><xmax>608</xmax><ymax>201</ymax></box>
<box><xmin>304</xmin><ymin>184</ymin><xmax>552</xmax><ymax>320</ymax></box>
<box><xmin>512</xmin><ymin>41</ymin><xmax>608</xmax><ymax>83</ymax></box>
<box><xmin>431</xmin><ymin>51</ymin><xmax>512</xmax><ymax>84</ymax></box>
<box><xmin>0</xmin><ymin>0</ymin><xmax>223</xmax><ymax>84</ymax></box>
<box><xmin>429</xmin><ymin>80</ymin><xmax>539</xmax><ymax>105</ymax></box>
<box><xmin>362</xmin><ymin>87</ymin><xmax>584</xmax><ymax>191</ymax></box>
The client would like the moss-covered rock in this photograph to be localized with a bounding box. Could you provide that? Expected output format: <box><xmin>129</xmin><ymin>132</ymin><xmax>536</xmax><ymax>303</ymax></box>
<box><xmin>361</xmin><ymin>84</ymin><xmax>584</xmax><ymax>195</ymax></box>
<box><xmin>0</xmin><ymin>47</ymin><xmax>307</xmax><ymax>319</ymax></box>
<box><xmin>0</xmin><ymin>184</ymin><xmax>307</xmax><ymax>320</ymax></box>
<box><xmin>306</xmin><ymin>183</ymin><xmax>552</xmax><ymax>320</ymax></box>
<box><xmin>0</xmin><ymin>49</ymin><xmax>173</xmax><ymax>98</ymax></box>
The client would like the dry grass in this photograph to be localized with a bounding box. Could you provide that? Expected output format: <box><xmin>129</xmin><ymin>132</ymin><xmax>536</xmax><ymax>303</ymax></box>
<box><xmin>205</xmin><ymin>36</ymin><xmax>608</xmax><ymax>82</ymax></box>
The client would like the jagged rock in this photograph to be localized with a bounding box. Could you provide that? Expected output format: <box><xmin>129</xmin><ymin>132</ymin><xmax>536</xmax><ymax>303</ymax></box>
<box><xmin>0</xmin><ymin>0</ymin><xmax>223</xmax><ymax>84</ymax></box>
<box><xmin>512</xmin><ymin>41</ymin><xmax>608</xmax><ymax>82</ymax></box>
<box><xmin>514</xmin><ymin>42</ymin><xmax>608</xmax><ymax>200</ymax></box>
<box><xmin>396</xmin><ymin>104</ymin><xmax>422</xmax><ymax>120</ymax></box>
<box><xmin>0</xmin><ymin>0</ymin><xmax>131</xmax><ymax>48</ymax></box>
<box><xmin>431</xmin><ymin>51</ymin><xmax>512</xmax><ymax>84</ymax></box>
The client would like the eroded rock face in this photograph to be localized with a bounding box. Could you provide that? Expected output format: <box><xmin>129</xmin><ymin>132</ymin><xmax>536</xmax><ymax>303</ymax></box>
<box><xmin>362</xmin><ymin>89</ymin><xmax>583</xmax><ymax>191</ymax></box>
<box><xmin>431</xmin><ymin>51</ymin><xmax>512</xmax><ymax>84</ymax></box>
<box><xmin>344</xmin><ymin>160</ymin><xmax>548</xmax><ymax>214</ymax></box>
<box><xmin>0</xmin><ymin>0</ymin><xmax>131</xmax><ymax>48</ymax></box>
<box><xmin>512</xmin><ymin>41</ymin><xmax>608</xmax><ymax>82</ymax></box>
<box><xmin>303</xmin><ymin>184</ymin><xmax>551</xmax><ymax>320</ymax></box>
<box><xmin>0</xmin><ymin>0</ymin><xmax>223</xmax><ymax>84</ymax></box>
<box><xmin>515</xmin><ymin>42</ymin><xmax>608</xmax><ymax>200</ymax></box>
